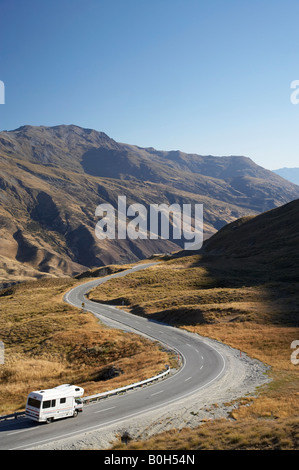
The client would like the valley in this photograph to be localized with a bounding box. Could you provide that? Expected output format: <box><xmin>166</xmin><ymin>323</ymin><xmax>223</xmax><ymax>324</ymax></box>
<box><xmin>0</xmin><ymin>125</ymin><xmax>298</xmax><ymax>450</ymax></box>
<box><xmin>1</xmin><ymin>124</ymin><xmax>299</xmax><ymax>285</ymax></box>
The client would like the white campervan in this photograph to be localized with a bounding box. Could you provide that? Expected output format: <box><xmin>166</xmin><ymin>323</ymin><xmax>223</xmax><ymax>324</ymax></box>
<box><xmin>25</xmin><ymin>384</ymin><xmax>84</xmax><ymax>424</ymax></box>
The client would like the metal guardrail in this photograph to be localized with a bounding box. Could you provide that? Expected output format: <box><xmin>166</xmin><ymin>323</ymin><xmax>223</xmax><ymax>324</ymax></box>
<box><xmin>0</xmin><ymin>411</ymin><xmax>25</xmax><ymax>421</ymax></box>
<box><xmin>0</xmin><ymin>365</ymin><xmax>171</xmax><ymax>422</ymax></box>
<box><xmin>83</xmin><ymin>365</ymin><xmax>171</xmax><ymax>404</ymax></box>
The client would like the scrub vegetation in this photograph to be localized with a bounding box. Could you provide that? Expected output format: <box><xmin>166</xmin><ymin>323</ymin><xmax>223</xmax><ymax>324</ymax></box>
<box><xmin>0</xmin><ymin>276</ymin><xmax>170</xmax><ymax>414</ymax></box>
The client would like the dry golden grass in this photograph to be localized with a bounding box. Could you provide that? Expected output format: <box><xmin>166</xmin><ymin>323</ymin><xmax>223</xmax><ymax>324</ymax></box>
<box><xmin>0</xmin><ymin>277</ymin><xmax>169</xmax><ymax>414</ymax></box>
<box><xmin>88</xmin><ymin>256</ymin><xmax>299</xmax><ymax>450</ymax></box>
<box><xmin>190</xmin><ymin>323</ymin><xmax>299</xmax><ymax>421</ymax></box>
<box><xmin>1</xmin><ymin>252</ymin><xmax>298</xmax><ymax>449</ymax></box>
<box><xmin>112</xmin><ymin>417</ymin><xmax>299</xmax><ymax>450</ymax></box>
<box><xmin>88</xmin><ymin>257</ymin><xmax>299</xmax><ymax>326</ymax></box>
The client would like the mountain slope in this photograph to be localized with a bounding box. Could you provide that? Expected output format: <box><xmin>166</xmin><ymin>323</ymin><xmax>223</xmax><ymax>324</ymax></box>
<box><xmin>1</xmin><ymin>124</ymin><xmax>299</xmax><ymax>285</ymax></box>
<box><xmin>200</xmin><ymin>198</ymin><xmax>299</xmax><ymax>283</ymax></box>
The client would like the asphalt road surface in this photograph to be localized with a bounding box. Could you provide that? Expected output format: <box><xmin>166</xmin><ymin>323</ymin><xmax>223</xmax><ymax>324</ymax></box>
<box><xmin>0</xmin><ymin>263</ymin><xmax>226</xmax><ymax>450</ymax></box>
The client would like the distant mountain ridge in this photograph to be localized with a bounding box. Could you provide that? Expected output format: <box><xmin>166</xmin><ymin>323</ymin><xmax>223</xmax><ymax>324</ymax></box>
<box><xmin>273</xmin><ymin>167</ymin><xmax>299</xmax><ymax>186</ymax></box>
<box><xmin>1</xmin><ymin>124</ymin><xmax>299</xmax><ymax>284</ymax></box>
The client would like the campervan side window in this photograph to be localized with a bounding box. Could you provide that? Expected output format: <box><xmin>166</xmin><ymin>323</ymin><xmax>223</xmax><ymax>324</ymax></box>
<box><xmin>60</xmin><ymin>398</ymin><xmax>66</xmax><ymax>404</ymax></box>
<box><xmin>28</xmin><ymin>397</ymin><xmax>41</xmax><ymax>409</ymax></box>
<box><xmin>42</xmin><ymin>399</ymin><xmax>56</xmax><ymax>409</ymax></box>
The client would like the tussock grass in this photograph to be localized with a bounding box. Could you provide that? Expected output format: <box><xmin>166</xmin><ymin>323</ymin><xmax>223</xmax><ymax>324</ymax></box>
<box><xmin>111</xmin><ymin>417</ymin><xmax>299</xmax><ymax>450</ymax></box>
<box><xmin>0</xmin><ymin>277</ymin><xmax>169</xmax><ymax>414</ymax></box>
<box><xmin>89</xmin><ymin>256</ymin><xmax>299</xmax><ymax>450</ymax></box>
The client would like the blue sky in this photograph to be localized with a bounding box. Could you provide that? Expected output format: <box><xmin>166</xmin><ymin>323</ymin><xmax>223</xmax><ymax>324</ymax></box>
<box><xmin>0</xmin><ymin>0</ymin><xmax>299</xmax><ymax>170</ymax></box>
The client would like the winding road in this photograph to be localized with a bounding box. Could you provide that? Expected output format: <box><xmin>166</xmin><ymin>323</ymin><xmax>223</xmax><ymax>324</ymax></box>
<box><xmin>0</xmin><ymin>263</ymin><xmax>227</xmax><ymax>450</ymax></box>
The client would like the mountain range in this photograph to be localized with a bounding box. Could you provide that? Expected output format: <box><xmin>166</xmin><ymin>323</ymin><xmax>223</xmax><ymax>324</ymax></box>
<box><xmin>273</xmin><ymin>167</ymin><xmax>299</xmax><ymax>186</ymax></box>
<box><xmin>1</xmin><ymin>124</ymin><xmax>299</xmax><ymax>285</ymax></box>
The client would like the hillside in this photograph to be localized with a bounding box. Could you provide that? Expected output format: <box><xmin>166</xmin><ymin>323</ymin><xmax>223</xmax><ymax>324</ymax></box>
<box><xmin>86</xmin><ymin>199</ymin><xmax>299</xmax><ymax>450</ymax></box>
<box><xmin>89</xmin><ymin>199</ymin><xmax>299</xmax><ymax>327</ymax></box>
<box><xmin>200</xmin><ymin>198</ymin><xmax>299</xmax><ymax>283</ymax></box>
<box><xmin>0</xmin><ymin>275</ymin><xmax>170</xmax><ymax>415</ymax></box>
<box><xmin>1</xmin><ymin>124</ymin><xmax>299</xmax><ymax>285</ymax></box>
<box><xmin>1</xmin><ymin>190</ymin><xmax>298</xmax><ymax>449</ymax></box>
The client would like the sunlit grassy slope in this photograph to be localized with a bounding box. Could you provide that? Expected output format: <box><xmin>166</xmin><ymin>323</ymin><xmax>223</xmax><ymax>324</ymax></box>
<box><xmin>89</xmin><ymin>200</ymin><xmax>299</xmax><ymax>450</ymax></box>
<box><xmin>1</xmin><ymin>198</ymin><xmax>298</xmax><ymax>449</ymax></box>
<box><xmin>0</xmin><ymin>275</ymin><xmax>170</xmax><ymax>414</ymax></box>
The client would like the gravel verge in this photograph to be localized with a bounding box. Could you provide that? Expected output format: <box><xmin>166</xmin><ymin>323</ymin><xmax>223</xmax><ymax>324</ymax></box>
<box><xmin>32</xmin><ymin>330</ymin><xmax>271</xmax><ymax>450</ymax></box>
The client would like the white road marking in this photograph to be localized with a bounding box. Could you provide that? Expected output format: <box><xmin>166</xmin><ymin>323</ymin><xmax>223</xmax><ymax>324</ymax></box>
<box><xmin>94</xmin><ymin>406</ymin><xmax>116</xmax><ymax>414</ymax></box>
<box><xmin>9</xmin><ymin>264</ymin><xmax>227</xmax><ymax>451</ymax></box>
<box><xmin>8</xmin><ymin>426</ymin><xmax>40</xmax><ymax>436</ymax></box>
<box><xmin>10</xmin><ymin>354</ymin><xmax>226</xmax><ymax>450</ymax></box>
<box><xmin>184</xmin><ymin>376</ymin><xmax>192</xmax><ymax>382</ymax></box>
<box><xmin>150</xmin><ymin>390</ymin><xmax>164</xmax><ymax>396</ymax></box>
